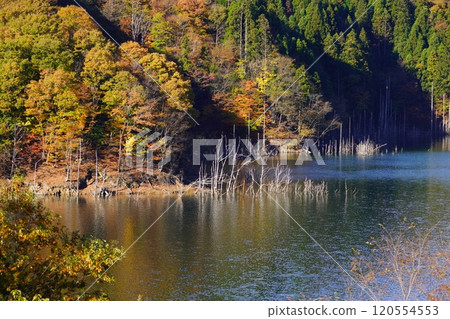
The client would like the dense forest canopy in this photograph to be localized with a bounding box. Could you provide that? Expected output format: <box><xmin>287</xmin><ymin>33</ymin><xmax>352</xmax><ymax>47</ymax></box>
<box><xmin>0</xmin><ymin>0</ymin><xmax>448</xmax><ymax>177</ymax></box>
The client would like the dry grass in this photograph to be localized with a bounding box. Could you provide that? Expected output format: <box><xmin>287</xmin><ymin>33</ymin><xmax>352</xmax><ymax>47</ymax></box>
<box><xmin>356</xmin><ymin>139</ymin><xmax>385</xmax><ymax>156</ymax></box>
<box><xmin>294</xmin><ymin>178</ymin><xmax>328</xmax><ymax>199</ymax></box>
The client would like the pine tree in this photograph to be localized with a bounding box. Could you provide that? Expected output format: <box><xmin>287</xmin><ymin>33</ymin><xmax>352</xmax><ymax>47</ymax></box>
<box><xmin>303</xmin><ymin>0</ymin><xmax>328</xmax><ymax>44</ymax></box>
<box><xmin>340</xmin><ymin>30</ymin><xmax>366</xmax><ymax>72</ymax></box>
<box><xmin>391</xmin><ymin>0</ymin><xmax>412</xmax><ymax>58</ymax></box>
<box><xmin>372</xmin><ymin>1</ymin><xmax>393</xmax><ymax>43</ymax></box>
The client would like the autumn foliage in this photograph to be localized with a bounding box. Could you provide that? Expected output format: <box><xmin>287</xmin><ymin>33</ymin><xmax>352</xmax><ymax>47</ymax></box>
<box><xmin>0</xmin><ymin>0</ymin><xmax>448</xmax><ymax>177</ymax></box>
<box><xmin>0</xmin><ymin>179</ymin><xmax>123</xmax><ymax>300</ymax></box>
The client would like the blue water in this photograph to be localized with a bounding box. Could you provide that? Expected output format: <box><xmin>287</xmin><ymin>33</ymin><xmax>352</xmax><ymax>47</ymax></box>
<box><xmin>43</xmin><ymin>141</ymin><xmax>450</xmax><ymax>300</ymax></box>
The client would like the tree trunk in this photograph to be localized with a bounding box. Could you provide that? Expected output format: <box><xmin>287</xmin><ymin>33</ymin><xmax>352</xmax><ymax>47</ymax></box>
<box><xmin>431</xmin><ymin>83</ymin><xmax>434</xmax><ymax>137</ymax></box>
<box><xmin>118</xmin><ymin>129</ymin><xmax>124</xmax><ymax>173</ymax></box>
<box><xmin>76</xmin><ymin>140</ymin><xmax>82</xmax><ymax>197</ymax></box>
<box><xmin>95</xmin><ymin>149</ymin><xmax>98</xmax><ymax>197</ymax></box>
<box><xmin>33</xmin><ymin>159</ymin><xmax>41</xmax><ymax>192</ymax></box>
<box><xmin>239</xmin><ymin>11</ymin><xmax>243</xmax><ymax>59</ymax></box>
<box><xmin>10</xmin><ymin>124</ymin><xmax>24</xmax><ymax>178</ymax></box>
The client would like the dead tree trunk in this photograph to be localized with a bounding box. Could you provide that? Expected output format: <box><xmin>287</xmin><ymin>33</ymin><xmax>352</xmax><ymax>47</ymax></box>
<box><xmin>94</xmin><ymin>148</ymin><xmax>98</xmax><ymax>197</ymax></box>
<box><xmin>76</xmin><ymin>140</ymin><xmax>82</xmax><ymax>197</ymax></box>
<box><xmin>10</xmin><ymin>124</ymin><xmax>24</xmax><ymax>178</ymax></box>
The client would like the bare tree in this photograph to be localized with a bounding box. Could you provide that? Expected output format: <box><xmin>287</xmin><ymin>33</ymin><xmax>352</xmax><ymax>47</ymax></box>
<box><xmin>102</xmin><ymin>0</ymin><xmax>125</xmax><ymax>24</ymax></box>
<box><xmin>131</xmin><ymin>0</ymin><xmax>151</xmax><ymax>44</ymax></box>
<box><xmin>349</xmin><ymin>220</ymin><xmax>449</xmax><ymax>301</ymax></box>
<box><xmin>10</xmin><ymin>124</ymin><xmax>25</xmax><ymax>178</ymax></box>
<box><xmin>76</xmin><ymin>140</ymin><xmax>82</xmax><ymax>197</ymax></box>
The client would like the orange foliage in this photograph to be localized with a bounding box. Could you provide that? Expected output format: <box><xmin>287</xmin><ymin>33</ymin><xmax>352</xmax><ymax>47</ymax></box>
<box><xmin>176</xmin><ymin>0</ymin><xmax>208</xmax><ymax>31</ymax></box>
<box><xmin>213</xmin><ymin>81</ymin><xmax>264</xmax><ymax>128</ymax></box>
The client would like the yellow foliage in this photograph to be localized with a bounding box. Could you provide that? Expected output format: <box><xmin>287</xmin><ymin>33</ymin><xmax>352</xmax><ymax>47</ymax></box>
<box><xmin>139</xmin><ymin>52</ymin><xmax>193</xmax><ymax>111</ymax></box>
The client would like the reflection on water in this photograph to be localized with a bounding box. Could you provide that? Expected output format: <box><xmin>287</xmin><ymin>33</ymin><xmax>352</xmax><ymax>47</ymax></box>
<box><xmin>43</xmin><ymin>139</ymin><xmax>450</xmax><ymax>300</ymax></box>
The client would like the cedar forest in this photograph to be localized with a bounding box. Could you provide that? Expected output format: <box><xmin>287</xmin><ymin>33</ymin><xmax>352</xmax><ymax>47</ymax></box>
<box><xmin>0</xmin><ymin>0</ymin><xmax>448</xmax><ymax>180</ymax></box>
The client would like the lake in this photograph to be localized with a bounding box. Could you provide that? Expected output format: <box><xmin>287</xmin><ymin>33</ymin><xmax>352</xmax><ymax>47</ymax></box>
<box><xmin>43</xmin><ymin>138</ymin><xmax>450</xmax><ymax>300</ymax></box>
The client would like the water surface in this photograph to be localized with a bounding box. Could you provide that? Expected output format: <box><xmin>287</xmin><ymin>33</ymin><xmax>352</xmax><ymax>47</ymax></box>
<box><xmin>43</xmin><ymin>139</ymin><xmax>450</xmax><ymax>300</ymax></box>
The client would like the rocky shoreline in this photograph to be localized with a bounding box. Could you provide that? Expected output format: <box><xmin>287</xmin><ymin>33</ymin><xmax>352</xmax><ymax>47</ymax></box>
<box><xmin>24</xmin><ymin>166</ymin><xmax>196</xmax><ymax>198</ymax></box>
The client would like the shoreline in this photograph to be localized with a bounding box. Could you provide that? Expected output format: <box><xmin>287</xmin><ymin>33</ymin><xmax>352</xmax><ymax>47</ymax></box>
<box><xmin>17</xmin><ymin>164</ymin><xmax>196</xmax><ymax>198</ymax></box>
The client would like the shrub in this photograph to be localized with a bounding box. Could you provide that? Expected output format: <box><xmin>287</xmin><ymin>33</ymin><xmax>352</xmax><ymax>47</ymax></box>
<box><xmin>0</xmin><ymin>180</ymin><xmax>123</xmax><ymax>300</ymax></box>
<box><xmin>348</xmin><ymin>220</ymin><xmax>449</xmax><ymax>300</ymax></box>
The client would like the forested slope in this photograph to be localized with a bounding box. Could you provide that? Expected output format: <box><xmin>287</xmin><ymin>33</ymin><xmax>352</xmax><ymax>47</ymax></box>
<box><xmin>0</xmin><ymin>0</ymin><xmax>448</xmax><ymax>178</ymax></box>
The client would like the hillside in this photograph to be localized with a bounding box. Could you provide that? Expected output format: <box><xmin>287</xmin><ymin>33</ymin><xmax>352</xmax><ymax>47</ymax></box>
<box><xmin>0</xmin><ymin>0</ymin><xmax>448</xmax><ymax>183</ymax></box>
